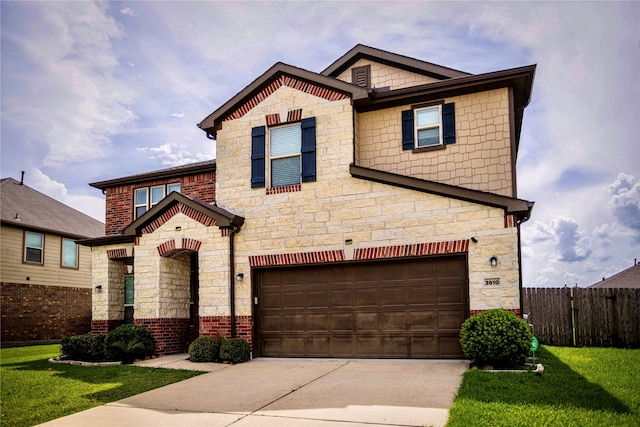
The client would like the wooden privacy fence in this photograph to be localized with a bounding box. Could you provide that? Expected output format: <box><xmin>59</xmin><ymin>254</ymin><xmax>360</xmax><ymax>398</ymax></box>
<box><xmin>522</xmin><ymin>287</ymin><xmax>640</xmax><ymax>348</ymax></box>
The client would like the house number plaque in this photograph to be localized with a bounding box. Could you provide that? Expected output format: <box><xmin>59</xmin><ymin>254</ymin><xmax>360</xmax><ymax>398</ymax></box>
<box><xmin>484</xmin><ymin>278</ymin><xmax>500</xmax><ymax>286</ymax></box>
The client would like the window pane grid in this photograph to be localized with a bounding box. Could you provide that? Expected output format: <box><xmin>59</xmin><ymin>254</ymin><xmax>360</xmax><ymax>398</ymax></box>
<box><xmin>415</xmin><ymin>106</ymin><xmax>442</xmax><ymax>147</ymax></box>
<box><xmin>62</xmin><ymin>238</ymin><xmax>78</xmax><ymax>268</ymax></box>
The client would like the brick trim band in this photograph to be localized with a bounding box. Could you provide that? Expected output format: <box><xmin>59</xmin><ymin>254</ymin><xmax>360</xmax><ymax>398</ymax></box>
<box><xmin>107</xmin><ymin>248</ymin><xmax>129</xmax><ymax>260</ymax></box>
<box><xmin>225</xmin><ymin>76</ymin><xmax>349</xmax><ymax>120</ymax></box>
<box><xmin>249</xmin><ymin>250</ymin><xmax>346</xmax><ymax>267</ymax></box>
<box><xmin>141</xmin><ymin>203</ymin><xmax>217</xmax><ymax>234</ymax></box>
<box><xmin>157</xmin><ymin>238</ymin><xmax>202</xmax><ymax>258</ymax></box>
<box><xmin>504</xmin><ymin>214</ymin><xmax>516</xmax><ymax>228</ymax></box>
<box><xmin>266</xmin><ymin>184</ymin><xmax>301</xmax><ymax>195</ymax></box>
<box><xmin>354</xmin><ymin>239</ymin><xmax>470</xmax><ymax>260</ymax></box>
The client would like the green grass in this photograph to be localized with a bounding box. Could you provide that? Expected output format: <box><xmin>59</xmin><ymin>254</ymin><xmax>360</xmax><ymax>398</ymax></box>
<box><xmin>1</xmin><ymin>344</ymin><xmax>204</xmax><ymax>427</ymax></box>
<box><xmin>446</xmin><ymin>345</ymin><xmax>640</xmax><ymax>427</ymax></box>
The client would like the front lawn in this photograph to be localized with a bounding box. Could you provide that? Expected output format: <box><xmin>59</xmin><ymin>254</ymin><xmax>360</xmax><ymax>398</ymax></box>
<box><xmin>1</xmin><ymin>344</ymin><xmax>204</xmax><ymax>427</ymax></box>
<box><xmin>447</xmin><ymin>345</ymin><xmax>640</xmax><ymax>427</ymax></box>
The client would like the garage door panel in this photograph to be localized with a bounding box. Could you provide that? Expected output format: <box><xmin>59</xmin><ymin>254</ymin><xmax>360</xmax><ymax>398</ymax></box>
<box><xmin>355</xmin><ymin>288</ymin><xmax>378</xmax><ymax>307</ymax></box>
<box><xmin>382</xmin><ymin>312</ymin><xmax>407</xmax><ymax>330</ymax></box>
<box><xmin>407</xmin><ymin>285</ymin><xmax>437</xmax><ymax>305</ymax></box>
<box><xmin>331</xmin><ymin>313</ymin><xmax>353</xmax><ymax>331</ymax></box>
<box><xmin>256</xmin><ymin>256</ymin><xmax>467</xmax><ymax>358</ymax></box>
<box><xmin>355</xmin><ymin>312</ymin><xmax>380</xmax><ymax>330</ymax></box>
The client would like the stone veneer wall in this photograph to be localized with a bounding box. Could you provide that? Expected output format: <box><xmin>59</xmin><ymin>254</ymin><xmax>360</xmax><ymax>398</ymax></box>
<box><xmin>334</xmin><ymin>58</ymin><xmax>441</xmax><ymax>90</ymax></box>
<box><xmin>356</xmin><ymin>88</ymin><xmax>513</xmax><ymax>197</ymax></box>
<box><xmin>215</xmin><ymin>84</ymin><xmax>522</xmax><ymax>323</ymax></box>
<box><xmin>1</xmin><ymin>283</ymin><xmax>91</xmax><ymax>342</ymax></box>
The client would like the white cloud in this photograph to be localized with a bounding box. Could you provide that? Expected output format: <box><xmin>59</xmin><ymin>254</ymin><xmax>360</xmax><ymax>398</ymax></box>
<box><xmin>137</xmin><ymin>141</ymin><xmax>215</xmax><ymax>167</ymax></box>
<box><xmin>120</xmin><ymin>7</ymin><xmax>135</xmax><ymax>16</ymax></box>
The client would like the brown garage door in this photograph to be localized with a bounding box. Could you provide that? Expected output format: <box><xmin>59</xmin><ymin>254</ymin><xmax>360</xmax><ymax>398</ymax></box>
<box><xmin>254</xmin><ymin>255</ymin><xmax>468</xmax><ymax>358</ymax></box>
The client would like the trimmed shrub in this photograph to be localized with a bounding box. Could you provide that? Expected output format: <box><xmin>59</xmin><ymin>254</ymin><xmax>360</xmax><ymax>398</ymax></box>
<box><xmin>105</xmin><ymin>324</ymin><xmax>153</xmax><ymax>361</ymax></box>
<box><xmin>459</xmin><ymin>309</ymin><xmax>532</xmax><ymax>369</ymax></box>
<box><xmin>61</xmin><ymin>334</ymin><xmax>108</xmax><ymax>362</ymax></box>
<box><xmin>188</xmin><ymin>337</ymin><xmax>221</xmax><ymax>362</ymax></box>
<box><xmin>219</xmin><ymin>338</ymin><xmax>250</xmax><ymax>364</ymax></box>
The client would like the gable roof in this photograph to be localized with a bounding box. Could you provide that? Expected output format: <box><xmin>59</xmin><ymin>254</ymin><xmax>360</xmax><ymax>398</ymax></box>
<box><xmin>198</xmin><ymin>45</ymin><xmax>535</xmax><ymax>146</ymax></box>
<box><xmin>350</xmin><ymin>165</ymin><xmax>534</xmax><ymax>222</ymax></box>
<box><xmin>198</xmin><ymin>62</ymin><xmax>369</xmax><ymax>136</ymax></box>
<box><xmin>90</xmin><ymin>160</ymin><xmax>216</xmax><ymax>191</ymax></box>
<box><xmin>321</xmin><ymin>44</ymin><xmax>471</xmax><ymax>80</ymax></box>
<box><xmin>0</xmin><ymin>177</ymin><xmax>104</xmax><ymax>239</ymax></box>
<box><xmin>588</xmin><ymin>263</ymin><xmax>640</xmax><ymax>288</ymax></box>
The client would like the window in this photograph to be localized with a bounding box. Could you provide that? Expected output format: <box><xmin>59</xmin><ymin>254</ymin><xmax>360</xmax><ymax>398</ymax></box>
<box><xmin>415</xmin><ymin>106</ymin><xmax>442</xmax><ymax>147</ymax></box>
<box><xmin>150</xmin><ymin>185</ymin><xmax>165</xmax><ymax>207</ymax></box>
<box><xmin>134</xmin><ymin>183</ymin><xmax>181</xmax><ymax>219</ymax></box>
<box><xmin>270</xmin><ymin>124</ymin><xmax>301</xmax><ymax>187</ymax></box>
<box><xmin>61</xmin><ymin>238</ymin><xmax>78</xmax><ymax>268</ymax></box>
<box><xmin>24</xmin><ymin>231</ymin><xmax>44</xmax><ymax>264</ymax></box>
<box><xmin>167</xmin><ymin>183</ymin><xmax>181</xmax><ymax>194</ymax></box>
<box><xmin>124</xmin><ymin>274</ymin><xmax>134</xmax><ymax>324</ymax></box>
<box><xmin>402</xmin><ymin>102</ymin><xmax>456</xmax><ymax>150</ymax></box>
<box><xmin>251</xmin><ymin>117</ymin><xmax>316</xmax><ymax>189</ymax></box>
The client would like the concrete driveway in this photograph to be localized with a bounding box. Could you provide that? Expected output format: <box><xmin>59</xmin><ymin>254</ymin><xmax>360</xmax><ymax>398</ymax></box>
<box><xmin>38</xmin><ymin>357</ymin><xmax>469</xmax><ymax>427</ymax></box>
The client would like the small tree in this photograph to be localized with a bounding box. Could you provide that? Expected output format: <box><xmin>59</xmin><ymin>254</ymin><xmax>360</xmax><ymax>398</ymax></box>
<box><xmin>459</xmin><ymin>309</ymin><xmax>532</xmax><ymax>369</ymax></box>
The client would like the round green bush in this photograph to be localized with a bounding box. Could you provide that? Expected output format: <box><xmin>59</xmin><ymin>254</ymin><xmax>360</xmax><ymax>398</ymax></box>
<box><xmin>189</xmin><ymin>337</ymin><xmax>221</xmax><ymax>362</ymax></box>
<box><xmin>61</xmin><ymin>333</ymin><xmax>109</xmax><ymax>362</ymax></box>
<box><xmin>219</xmin><ymin>338</ymin><xmax>250</xmax><ymax>364</ymax></box>
<box><xmin>459</xmin><ymin>309</ymin><xmax>532</xmax><ymax>369</ymax></box>
<box><xmin>104</xmin><ymin>324</ymin><xmax>153</xmax><ymax>361</ymax></box>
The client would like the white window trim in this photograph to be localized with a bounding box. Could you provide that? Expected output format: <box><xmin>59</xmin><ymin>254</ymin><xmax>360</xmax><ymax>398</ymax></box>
<box><xmin>150</xmin><ymin>185</ymin><xmax>165</xmax><ymax>208</ymax></box>
<box><xmin>414</xmin><ymin>105</ymin><xmax>443</xmax><ymax>148</ymax></box>
<box><xmin>134</xmin><ymin>188</ymin><xmax>148</xmax><ymax>219</ymax></box>
<box><xmin>268</xmin><ymin>123</ymin><xmax>302</xmax><ymax>188</ymax></box>
<box><xmin>24</xmin><ymin>231</ymin><xmax>44</xmax><ymax>264</ymax></box>
<box><xmin>61</xmin><ymin>238</ymin><xmax>79</xmax><ymax>269</ymax></box>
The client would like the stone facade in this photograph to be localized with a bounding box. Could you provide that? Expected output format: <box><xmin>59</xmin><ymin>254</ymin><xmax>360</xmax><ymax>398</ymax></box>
<box><xmin>86</xmin><ymin>46</ymin><xmax>533</xmax><ymax>356</ymax></box>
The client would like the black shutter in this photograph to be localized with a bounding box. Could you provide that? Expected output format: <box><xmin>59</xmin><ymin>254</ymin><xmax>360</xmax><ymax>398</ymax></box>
<box><xmin>443</xmin><ymin>103</ymin><xmax>456</xmax><ymax>145</ymax></box>
<box><xmin>251</xmin><ymin>126</ymin><xmax>266</xmax><ymax>188</ymax></box>
<box><xmin>301</xmin><ymin>117</ymin><xmax>316</xmax><ymax>183</ymax></box>
<box><xmin>401</xmin><ymin>109</ymin><xmax>414</xmax><ymax>150</ymax></box>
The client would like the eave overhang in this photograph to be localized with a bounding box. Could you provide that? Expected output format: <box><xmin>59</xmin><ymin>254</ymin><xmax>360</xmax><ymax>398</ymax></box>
<box><xmin>350</xmin><ymin>164</ymin><xmax>534</xmax><ymax>222</ymax></box>
<box><xmin>90</xmin><ymin>160</ymin><xmax>216</xmax><ymax>191</ymax></box>
<box><xmin>198</xmin><ymin>62</ymin><xmax>369</xmax><ymax>137</ymax></box>
<box><xmin>321</xmin><ymin>44</ymin><xmax>471</xmax><ymax>80</ymax></box>
<box><xmin>77</xmin><ymin>234</ymin><xmax>136</xmax><ymax>247</ymax></box>
<box><xmin>1</xmin><ymin>220</ymin><xmax>98</xmax><ymax>241</ymax></box>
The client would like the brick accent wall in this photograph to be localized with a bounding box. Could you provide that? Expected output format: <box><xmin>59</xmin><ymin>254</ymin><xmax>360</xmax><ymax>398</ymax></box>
<box><xmin>1</xmin><ymin>283</ymin><xmax>91</xmax><ymax>342</ymax></box>
<box><xmin>91</xmin><ymin>319</ymin><xmax>124</xmax><ymax>334</ymax></box>
<box><xmin>104</xmin><ymin>172</ymin><xmax>216</xmax><ymax>235</ymax></box>
<box><xmin>200</xmin><ymin>315</ymin><xmax>253</xmax><ymax>348</ymax></box>
<box><xmin>134</xmin><ymin>318</ymin><xmax>191</xmax><ymax>356</ymax></box>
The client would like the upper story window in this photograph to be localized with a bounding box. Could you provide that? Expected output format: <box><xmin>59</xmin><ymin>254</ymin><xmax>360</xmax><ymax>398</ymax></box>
<box><xmin>402</xmin><ymin>102</ymin><xmax>456</xmax><ymax>151</ymax></box>
<box><xmin>24</xmin><ymin>231</ymin><xmax>44</xmax><ymax>264</ymax></box>
<box><xmin>134</xmin><ymin>182</ymin><xmax>181</xmax><ymax>219</ymax></box>
<box><xmin>251</xmin><ymin>117</ymin><xmax>316</xmax><ymax>190</ymax></box>
<box><xmin>415</xmin><ymin>106</ymin><xmax>442</xmax><ymax>147</ymax></box>
<box><xmin>61</xmin><ymin>238</ymin><xmax>78</xmax><ymax>268</ymax></box>
<box><xmin>270</xmin><ymin>123</ymin><xmax>302</xmax><ymax>187</ymax></box>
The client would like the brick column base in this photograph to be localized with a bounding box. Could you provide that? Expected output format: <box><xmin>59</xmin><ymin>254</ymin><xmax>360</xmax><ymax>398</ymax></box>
<box><xmin>134</xmin><ymin>318</ymin><xmax>190</xmax><ymax>356</ymax></box>
<box><xmin>199</xmin><ymin>315</ymin><xmax>252</xmax><ymax>348</ymax></box>
<box><xmin>91</xmin><ymin>319</ymin><xmax>124</xmax><ymax>335</ymax></box>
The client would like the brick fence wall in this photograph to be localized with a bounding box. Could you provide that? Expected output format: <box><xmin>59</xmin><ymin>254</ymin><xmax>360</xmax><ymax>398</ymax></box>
<box><xmin>1</xmin><ymin>283</ymin><xmax>91</xmax><ymax>343</ymax></box>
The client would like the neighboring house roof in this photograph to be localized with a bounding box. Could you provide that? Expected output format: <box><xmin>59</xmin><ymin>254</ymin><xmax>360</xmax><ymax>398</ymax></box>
<box><xmin>350</xmin><ymin>165</ymin><xmax>534</xmax><ymax>221</ymax></box>
<box><xmin>197</xmin><ymin>44</ymin><xmax>535</xmax><ymax>149</ymax></box>
<box><xmin>588</xmin><ymin>263</ymin><xmax>640</xmax><ymax>288</ymax></box>
<box><xmin>0</xmin><ymin>177</ymin><xmax>104</xmax><ymax>239</ymax></box>
<box><xmin>89</xmin><ymin>160</ymin><xmax>216</xmax><ymax>190</ymax></box>
<box><xmin>79</xmin><ymin>192</ymin><xmax>244</xmax><ymax>247</ymax></box>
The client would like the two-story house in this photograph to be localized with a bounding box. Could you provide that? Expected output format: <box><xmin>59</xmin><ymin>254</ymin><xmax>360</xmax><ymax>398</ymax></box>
<box><xmin>1</xmin><ymin>176</ymin><xmax>104</xmax><ymax>344</ymax></box>
<box><xmin>83</xmin><ymin>45</ymin><xmax>535</xmax><ymax>358</ymax></box>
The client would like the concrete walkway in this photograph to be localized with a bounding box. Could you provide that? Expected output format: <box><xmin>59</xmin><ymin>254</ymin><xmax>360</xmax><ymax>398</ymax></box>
<box><xmin>37</xmin><ymin>355</ymin><xmax>469</xmax><ymax>427</ymax></box>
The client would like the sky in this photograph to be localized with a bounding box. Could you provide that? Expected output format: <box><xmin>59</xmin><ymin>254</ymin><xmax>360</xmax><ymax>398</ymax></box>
<box><xmin>1</xmin><ymin>1</ymin><xmax>638</xmax><ymax>288</ymax></box>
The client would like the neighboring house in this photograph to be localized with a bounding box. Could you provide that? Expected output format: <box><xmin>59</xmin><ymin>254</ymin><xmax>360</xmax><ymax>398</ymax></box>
<box><xmin>1</xmin><ymin>177</ymin><xmax>104</xmax><ymax>344</ymax></box>
<box><xmin>82</xmin><ymin>45</ymin><xmax>535</xmax><ymax>358</ymax></box>
<box><xmin>588</xmin><ymin>262</ymin><xmax>640</xmax><ymax>288</ymax></box>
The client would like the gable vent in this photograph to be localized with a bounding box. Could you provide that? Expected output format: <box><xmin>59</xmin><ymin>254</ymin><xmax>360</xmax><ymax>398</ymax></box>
<box><xmin>352</xmin><ymin>65</ymin><xmax>371</xmax><ymax>89</ymax></box>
